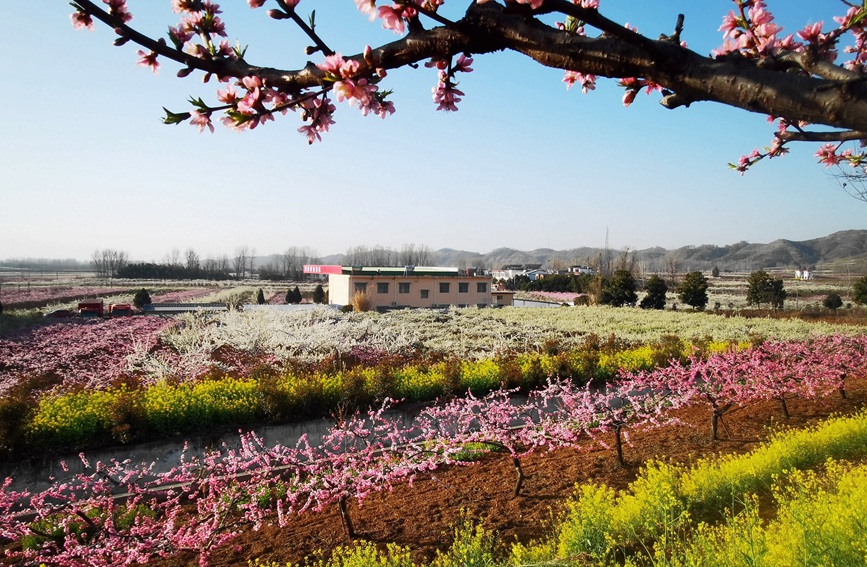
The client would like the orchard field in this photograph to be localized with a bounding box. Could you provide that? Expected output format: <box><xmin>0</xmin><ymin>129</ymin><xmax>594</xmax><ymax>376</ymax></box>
<box><xmin>1</xmin><ymin>273</ymin><xmax>867</xmax><ymax>565</ymax></box>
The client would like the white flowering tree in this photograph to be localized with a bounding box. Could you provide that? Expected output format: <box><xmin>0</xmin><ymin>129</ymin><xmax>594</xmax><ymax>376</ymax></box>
<box><xmin>71</xmin><ymin>1</ymin><xmax>867</xmax><ymax>188</ymax></box>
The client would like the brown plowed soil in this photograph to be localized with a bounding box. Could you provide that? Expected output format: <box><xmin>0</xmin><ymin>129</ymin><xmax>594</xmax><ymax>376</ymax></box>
<box><xmin>150</xmin><ymin>376</ymin><xmax>867</xmax><ymax>566</ymax></box>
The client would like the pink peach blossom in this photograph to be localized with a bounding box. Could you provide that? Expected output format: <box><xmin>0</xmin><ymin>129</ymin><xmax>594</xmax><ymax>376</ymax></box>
<box><xmin>136</xmin><ymin>50</ymin><xmax>159</xmax><ymax>73</ymax></box>
<box><xmin>70</xmin><ymin>10</ymin><xmax>94</xmax><ymax>30</ymax></box>
<box><xmin>190</xmin><ymin>110</ymin><xmax>215</xmax><ymax>133</ymax></box>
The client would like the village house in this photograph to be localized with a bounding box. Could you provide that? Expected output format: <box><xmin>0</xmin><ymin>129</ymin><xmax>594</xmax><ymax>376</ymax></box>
<box><xmin>304</xmin><ymin>265</ymin><xmax>513</xmax><ymax>310</ymax></box>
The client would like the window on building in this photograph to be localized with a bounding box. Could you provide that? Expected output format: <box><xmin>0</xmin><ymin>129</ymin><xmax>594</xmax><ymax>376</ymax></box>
<box><xmin>399</xmin><ymin>282</ymin><xmax>410</xmax><ymax>294</ymax></box>
<box><xmin>354</xmin><ymin>282</ymin><xmax>367</xmax><ymax>293</ymax></box>
<box><xmin>439</xmin><ymin>282</ymin><xmax>450</xmax><ymax>293</ymax></box>
<box><xmin>477</xmin><ymin>282</ymin><xmax>487</xmax><ymax>293</ymax></box>
<box><xmin>377</xmin><ymin>282</ymin><xmax>389</xmax><ymax>294</ymax></box>
<box><xmin>420</xmin><ymin>289</ymin><xmax>429</xmax><ymax>299</ymax></box>
<box><xmin>458</xmin><ymin>282</ymin><xmax>469</xmax><ymax>293</ymax></box>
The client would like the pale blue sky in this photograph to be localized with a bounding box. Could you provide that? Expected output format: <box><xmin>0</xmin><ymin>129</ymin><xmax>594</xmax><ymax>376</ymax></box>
<box><xmin>2</xmin><ymin>1</ymin><xmax>863</xmax><ymax>262</ymax></box>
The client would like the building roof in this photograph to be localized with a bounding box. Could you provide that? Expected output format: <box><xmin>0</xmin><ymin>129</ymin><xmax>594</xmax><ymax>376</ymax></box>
<box><xmin>304</xmin><ymin>264</ymin><xmax>488</xmax><ymax>278</ymax></box>
<box><xmin>344</xmin><ymin>266</ymin><xmax>467</xmax><ymax>277</ymax></box>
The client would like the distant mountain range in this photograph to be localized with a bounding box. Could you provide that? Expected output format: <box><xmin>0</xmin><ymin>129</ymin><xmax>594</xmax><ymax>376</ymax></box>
<box><xmin>319</xmin><ymin>230</ymin><xmax>867</xmax><ymax>273</ymax></box>
<box><xmin>3</xmin><ymin>231</ymin><xmax>864</xmax><ymax>275</ymax></box>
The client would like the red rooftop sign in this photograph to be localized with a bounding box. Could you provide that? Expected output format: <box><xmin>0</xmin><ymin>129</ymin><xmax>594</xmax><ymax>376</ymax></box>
<box><xmin>303</xmin><ymin>264</ymin><xmax>343</xmax><ymax>275</ymax></box>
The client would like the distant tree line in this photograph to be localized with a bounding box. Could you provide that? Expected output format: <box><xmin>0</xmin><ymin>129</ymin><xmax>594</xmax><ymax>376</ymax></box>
<box><xmin>0</xmin><ymin>258</ymin><xmax>88</xmax><ymax>271</ymax></box>
<box><xmin>259</xmin><ymin>246</ymin><xmax>321</xmax><ymax>281</ymax></box>
<box><xmin>117</xmin><ymin>261</ymin><xmax>233</xmax><ymax>280</ymax></box>
<box><xmin>343</xmin><ymin>243</ymin><xmax>433</xmax><ymax>267</ymax></box>
<box><xmin>90</xmin><ymin>249</ymin><xmax>128</xmax><ymax>278</ymax></box>
<box><xmin>112</xmin><ymin>245</ymin><xmax>324</xmax><ymax>281</ymax></box>
<box><xmin>499</xmin><ymin>268</ymin><xmax>711</xmax><ymax>311</ymax></box>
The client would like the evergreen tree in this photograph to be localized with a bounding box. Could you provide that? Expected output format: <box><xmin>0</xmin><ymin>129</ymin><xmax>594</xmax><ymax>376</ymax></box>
<box><xmin>767</xmin><ymin>279</ymin><xmax>787</xmax><ymax>310</ymax></box>
<box><xmin>676</xmin><ymin>271</ymin><xmax>709</xmax><ymax>311</ymax></box>
<box><xmin>291</xmin><ymin>286</ymin><xmax>303</xmax><ymax>304</ymax></box>
<box><xmin>711</xmin><ymin>266</ymin><xmax>720</xmax><ymax>278</ymax></box>
<box><xmin>823</xmin><ymin>292</ymin><xmax>843</xmax><ymax>312</ymax></box>
<box><xmin>639</xmin><ymin>275</ymin><xmax>668</xmax><ymax>310</ymax></box>
<box><xmin>256</xmin><ymin>288</ymin><xmax>265</xmax><ymax>305</ymax></box>
<box><xmin>285</xmin><ymin>289</ymin><xmax>292</xmax><ymax>304</ymax></box>
<box><xmin>746</xmin><ymin>270</ymin><xmax>787</xmax><ymax>310</ymax></box>
<box><xmin>600</xmin><ymin>270</ymin><xmax>638</xmax><ymax>307</ymax></box>
<box><xmin>313</xmin><ymin>284</ymin><xmax>326</xmax><ymax>304</ymax></box>
<box><xmin>854</xmin><ymin>276</ymin><xmax>867</xmax><ymax>306</ymax></box>
<box><xmin>746</xmin><ymin>270</ymin><xmax>770</xmax><ymax>307</ymax></box>
<box><xmin>133</xmin><ymin>288</ymin><xmax>152</xmax><ymax>309</ymax></box>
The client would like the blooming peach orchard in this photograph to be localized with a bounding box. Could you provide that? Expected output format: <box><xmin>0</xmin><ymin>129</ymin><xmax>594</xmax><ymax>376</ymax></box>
<box><xmin>71</xmin><ymin>0</ymin><xmax>867</xmax><ymax>180</ymax></box>
<box><xmin>2</xmin><ymin>334</ymin><xmax>864</xmax><ymax>565</ymax></box>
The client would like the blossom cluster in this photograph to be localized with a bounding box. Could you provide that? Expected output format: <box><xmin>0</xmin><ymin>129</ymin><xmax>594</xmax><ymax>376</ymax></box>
<box><xmin>429</xmin><ymin>53</ymin><xmax>474</xmax><ymax>112</ymax></box>
<box><xmin>714</xmin><ymin>1</ymin><xmax>867</xmax><ymax>172</ymax></box>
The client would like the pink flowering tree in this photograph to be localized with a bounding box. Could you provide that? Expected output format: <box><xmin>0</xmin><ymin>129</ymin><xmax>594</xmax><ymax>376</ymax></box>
<box><xmin>808</xmin><ymin>334</ymin><xmax>867</xmax><ymax>399</ymax></box>
<box><xmin>634</xmin><ymin>352</ymin><xmax>753</xmax><ymax>442</ymax></box>
<box><xmin>69</xmin><ymin>1</ymin><xmax>867</xmax><ymax>195</ymax></box>
<box><xmin>744</xmin><ymin>339</ymin><xmax>854</xmax><ymax>418</ymax></box>
<box><xmin>415</xmin><ymin>387</ymin><xmax>541</xmax><ymax>498</ymax></box>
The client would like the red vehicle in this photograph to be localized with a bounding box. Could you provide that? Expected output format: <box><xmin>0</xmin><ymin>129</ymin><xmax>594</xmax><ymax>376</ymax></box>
<box><xmin>77</xmin><ymin>300</ymin><xmax>105</xmax><ymax>317</ymax></box>
<box><xmin>109</xmin><ymin>303</ymin><xmax>133</xmax><ymax>317</ymax></box>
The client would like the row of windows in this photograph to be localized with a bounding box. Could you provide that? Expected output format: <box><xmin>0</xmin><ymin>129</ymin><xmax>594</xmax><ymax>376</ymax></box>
<box><xmin>358</xmin><ymin>282</ymin><xmax>488</xmax><ymax>294</ymax></box>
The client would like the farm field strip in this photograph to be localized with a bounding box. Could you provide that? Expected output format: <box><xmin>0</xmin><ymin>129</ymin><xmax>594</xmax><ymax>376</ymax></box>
<box><xmin>0</xmin><ymin>287</ymin><xmax>130</xmax><ymax>310</ymax></box>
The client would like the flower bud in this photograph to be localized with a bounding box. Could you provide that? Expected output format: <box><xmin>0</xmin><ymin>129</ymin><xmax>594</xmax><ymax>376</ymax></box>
<box><xmin>267</xmin><ymin>9</ymin><xmax>289</xmax><ymax>19</ymax></box>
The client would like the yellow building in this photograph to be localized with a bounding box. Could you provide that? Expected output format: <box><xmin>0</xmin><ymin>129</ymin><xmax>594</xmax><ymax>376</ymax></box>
<box><xmin>304</xmin><ymin>265</ymin><xmax>504</xmax><ymax>310</ymax></box>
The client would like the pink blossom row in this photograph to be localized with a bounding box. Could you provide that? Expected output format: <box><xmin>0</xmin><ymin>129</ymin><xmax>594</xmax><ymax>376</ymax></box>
<box><xmin>0</xmin><ymin>287</ymin><xmax>128</xmax><ymax>309</ymax></box>
<box><xmin>528</xmin><ymin>291</ymin><xmax>581</xmax><ymax>303</ymax></box>
<box><xmin>0</xmin><ymin>317</ymin><xmax>176</xmax><ymax>395</ymax></box>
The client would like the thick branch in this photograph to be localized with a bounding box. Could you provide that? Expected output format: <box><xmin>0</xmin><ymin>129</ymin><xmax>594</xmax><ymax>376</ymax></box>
<box><xmin>773</xmin><ymin>50</ymin><xmax>862</xmax><ymax>81</ymax></box>
<box><xmin>778</xmin><ymin>129</ymin><xmax>867</xmax><ymax>142</ymax></box>
<box><xmin>461</xmin><ymin>3</ymin><xmax>867</xmax><ymax>132</ymax></box>
<box><xmin>76</xmin><ymin>0</ymin><xmax>867</xmax><ymax>132</ymax></box>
